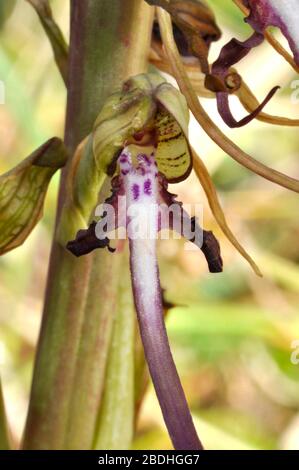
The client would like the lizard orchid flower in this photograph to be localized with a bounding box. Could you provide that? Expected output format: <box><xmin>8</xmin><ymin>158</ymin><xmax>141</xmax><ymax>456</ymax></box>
<box><xmin>210</xmin><ymin>0</ymin><xmax>299</xmax><ymax>127</ymax></box>
<box><xmin>148</xmin><ymin>0</ymin><xmax>299</xmax><ymax>128</ymax></box>
<box><xmin>64</xmin><ymin>73</ymin><xmax>224</xmax><ymax>450</ymax></box>
<box><xmin>67</xmin><ymin>148</ymin><xmax>222</xmax><ymax>450</ymax></box>
<box><xmin>36</xmin><ymin>62</ymin><xmax>298</xmax><ymax>448</ymax></box>
<box><xmin>0</xmin><ymin>0</ymin><xmax>298</xmax><ymax>452</ymax></box>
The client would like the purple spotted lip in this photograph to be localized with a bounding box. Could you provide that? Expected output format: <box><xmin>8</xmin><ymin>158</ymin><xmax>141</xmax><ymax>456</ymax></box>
<box><xmin>67</xmin><ymin>149</ymin><xmax>223</xmax><ymax>450</ymax></box>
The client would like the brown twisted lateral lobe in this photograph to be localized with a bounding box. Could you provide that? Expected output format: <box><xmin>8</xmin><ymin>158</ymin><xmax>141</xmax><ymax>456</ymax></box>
<box><xmin>66</xmin><ymin>222</ymin><xmax>116</xmax><ymax>256</ymax></box>
<box><xmin>188</xmin><ymin>217</ymin><xmax>223</xmax><ymax>273</ymax></box>
<box><xmin>66</xmin><ymin>218</ymin><xmax>223</xmax><ymax>274</ymax></box>
<box><xmin>210</xmin><ymin>32</ymin><xmax>281</xmax><ymax>128</ymax></box>
<box><xmin>150</xmin><ymin>31</ymin><xmax>299</xmax><ymax>127</ymax></box>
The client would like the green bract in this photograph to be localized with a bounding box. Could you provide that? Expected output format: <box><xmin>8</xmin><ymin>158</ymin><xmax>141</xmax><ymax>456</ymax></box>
<box><xmin>0</xmin><ymin>138</ymin><xmax>68</xmax><ymax>255</ymax></box>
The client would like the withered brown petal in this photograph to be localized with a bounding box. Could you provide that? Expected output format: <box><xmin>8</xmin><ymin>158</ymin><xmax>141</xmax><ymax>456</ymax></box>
<box><xmin>210</xmin><ymin>32</ymin><xmax>281</xmax><ymax>127</ymax></box>
<box><xmin>189</xmin><ymin>217</ymin><xmax>223</xmax><ymax>273</ymax></box>
<box><xmin>66</xmin><ymin>222</ymin><xmax>115</xmax><ymax>257</ymax></box>
<box><xmin>147</xmin><ymin>0</ymin><xmax>221</xmax><ymax>73</ymax></box>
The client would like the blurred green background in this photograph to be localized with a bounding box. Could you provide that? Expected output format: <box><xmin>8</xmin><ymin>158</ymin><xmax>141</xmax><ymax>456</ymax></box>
<box><xmin>1</xmin><ymin>0</ymin><xmax>299</xmax><ymax>450</ymax></box>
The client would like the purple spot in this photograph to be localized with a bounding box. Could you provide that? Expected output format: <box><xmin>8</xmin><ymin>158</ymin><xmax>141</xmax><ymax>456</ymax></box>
<box><xmin>144</xmin><ymin>179</ymin><xmax>152</xmax><ymax>195</ymax></box>
<box><xmin>132</xmin><ymin>184</ymin><xmax>140</xmax><ymax>200</ymax></box>
<box><xmin>138</xmin><ymin>154</ymin><xmax>151</xmax><ymax>166</ymax></box>
<box><xmin>121</xmin><ymin>169</ymin><xmax>129</xmax><ymax>175</ymax></box>
<box><xmin>120</xmin><ymin>156</ymin><xmax>128</xmax><ymax>164</ymax></box>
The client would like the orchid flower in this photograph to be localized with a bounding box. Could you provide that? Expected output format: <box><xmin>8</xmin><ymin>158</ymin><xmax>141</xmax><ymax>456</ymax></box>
<box><xmin>1</xmin><ymin>1</ymin><xmax>299</xmax><ymax>451</ymax></box>
<box><xmin>148</xmin><ymin>0</ymin><xmax>299</xmax><ymax>128</ymax></box>
<box><xmin>61</xmin><ymin>53</ymin><xmax>297</xmax><ymax>448</ymax></box>
<box><xmin>67</xmin><ymin>147</ymin><xmax>223</xmax><ymax>450</ymax></box>
<box><xmin>1</xmin><ymin>66</ymin><xmax>296</xmax><ymax>449</ymax></box>
<box><xmin>210</xmin><ymin>0</ymin><xmax>299</xmax><ymax>127</ymax></box>
<box><xmin>63</xmin><ymin>73</ymin><xmax>225</xmax><ymax>450</ymax></box>
<box><xmin>148</xmin><ymin>5</ymin><xmax>299</xmax><ymax>197</ymax></box>
<box><xmin>63</xmin><ymin>41</ymin><xmax>299</xmax><ymax>444</ymax></box>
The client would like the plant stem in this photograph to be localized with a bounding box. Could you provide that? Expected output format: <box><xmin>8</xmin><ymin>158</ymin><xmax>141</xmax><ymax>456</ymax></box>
<box><xmin>94</xmin><ymin>251</ymin><xmax>135</xmax><ymax>450</ymax></box>
<box><xmin>0</xmin><ymin>379</ymin><xmax>10</xmax><ymax>450</ymax></box>
<box><xmin>23</xmin><ymin>0</ymin><xmax>153</xmax><ymax>450</ymax></box>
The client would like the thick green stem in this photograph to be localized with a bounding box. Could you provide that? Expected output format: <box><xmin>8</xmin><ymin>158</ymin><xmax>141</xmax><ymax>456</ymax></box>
<box><xmin>94</xmin><ymin>252</ymin><xmax>135</xmax><ymax>450</ymax></box>
<box><xmin>23</xmin><ymin>0</ymin><xmax>153</xmax><ymax>450</ymax></box>
<box><xmin>0</xmin><ymin>379</ymin><xmax>10</xmax><ymax>450</ymax></box>
<box><xmin>64</xmin><ymin>247</ymin><xmax>122</xmax><ymax>450</ymax></box>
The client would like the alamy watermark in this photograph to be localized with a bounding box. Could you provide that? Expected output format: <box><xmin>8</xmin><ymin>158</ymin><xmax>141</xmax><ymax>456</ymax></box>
<box><xmin>290</xmin><ymin>339</ymin><xmax>299</xmax><ymax>365</ymax></box>
<box><xmin>94</xmin><ymin>197</ymin><xmax>204</xmax><ymax>251</ymax></box>
<box><xmin>291</xmin><ymin>80</ymin><xmax>299</xmax><ymax>104</ymax></box>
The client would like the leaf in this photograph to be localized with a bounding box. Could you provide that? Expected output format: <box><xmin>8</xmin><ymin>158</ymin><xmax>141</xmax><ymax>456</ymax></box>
<box><xmin>0</xmin><ymin>138</ymin><xmax>68</xmax><ymax>255</ymax></box>
<box><xmin>26</xmin><ymin>0</ymin><xmax>69</xmax><ymax>84</ymax></box>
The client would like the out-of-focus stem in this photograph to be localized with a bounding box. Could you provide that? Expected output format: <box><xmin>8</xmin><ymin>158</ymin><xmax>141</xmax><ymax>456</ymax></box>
<box><xmin>64</xmin><ymin>247</ymin><xmax>122</xmax><ymax>450</ymax></box>
<box><xmin>0</xmin><ymin>379</ymin><xmax>10</xmax><ymax>450</ymax></box>
<box><xmin>94</xmin><ymin>251</ymin><xmax>135</xmax><ymax>450</ymax></box>
<box><xmin>23</xmin><ymin>0</ymin><xmax>153</xmax><ymax>450</ymax></box>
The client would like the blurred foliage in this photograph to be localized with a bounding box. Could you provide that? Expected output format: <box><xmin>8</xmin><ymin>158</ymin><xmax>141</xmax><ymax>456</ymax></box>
<box><xmin>0</xmin><ymin>1</ymin><xmax>16</xmax><ymax>29</ymax></box>
<box><xmin>0</xmin><ymin>0</ymin><xmax>299</xmax><ymax>450</ymax></box>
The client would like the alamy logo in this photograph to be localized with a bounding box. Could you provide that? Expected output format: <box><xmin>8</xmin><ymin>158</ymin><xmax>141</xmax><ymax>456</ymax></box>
<box><xmin>290</xmin><ymin>339</ymin><xmax>299</xmax><ymax>365</ymax></box>
<box><xmin>94</xmin><ymin>197</ymin><xmax>204</xmax><ymax>250</ymax></box>
<box><xmin>291</xmin><ymin>80</ymin><xmax>299</xmax><ymax>104</ymax></box>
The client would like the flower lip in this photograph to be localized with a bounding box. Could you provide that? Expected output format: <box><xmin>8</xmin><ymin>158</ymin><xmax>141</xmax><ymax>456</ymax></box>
<box><xmin>67</xmin><ymin>148</ymin><xmax>223</xmax><ymax>273</ymax></box>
